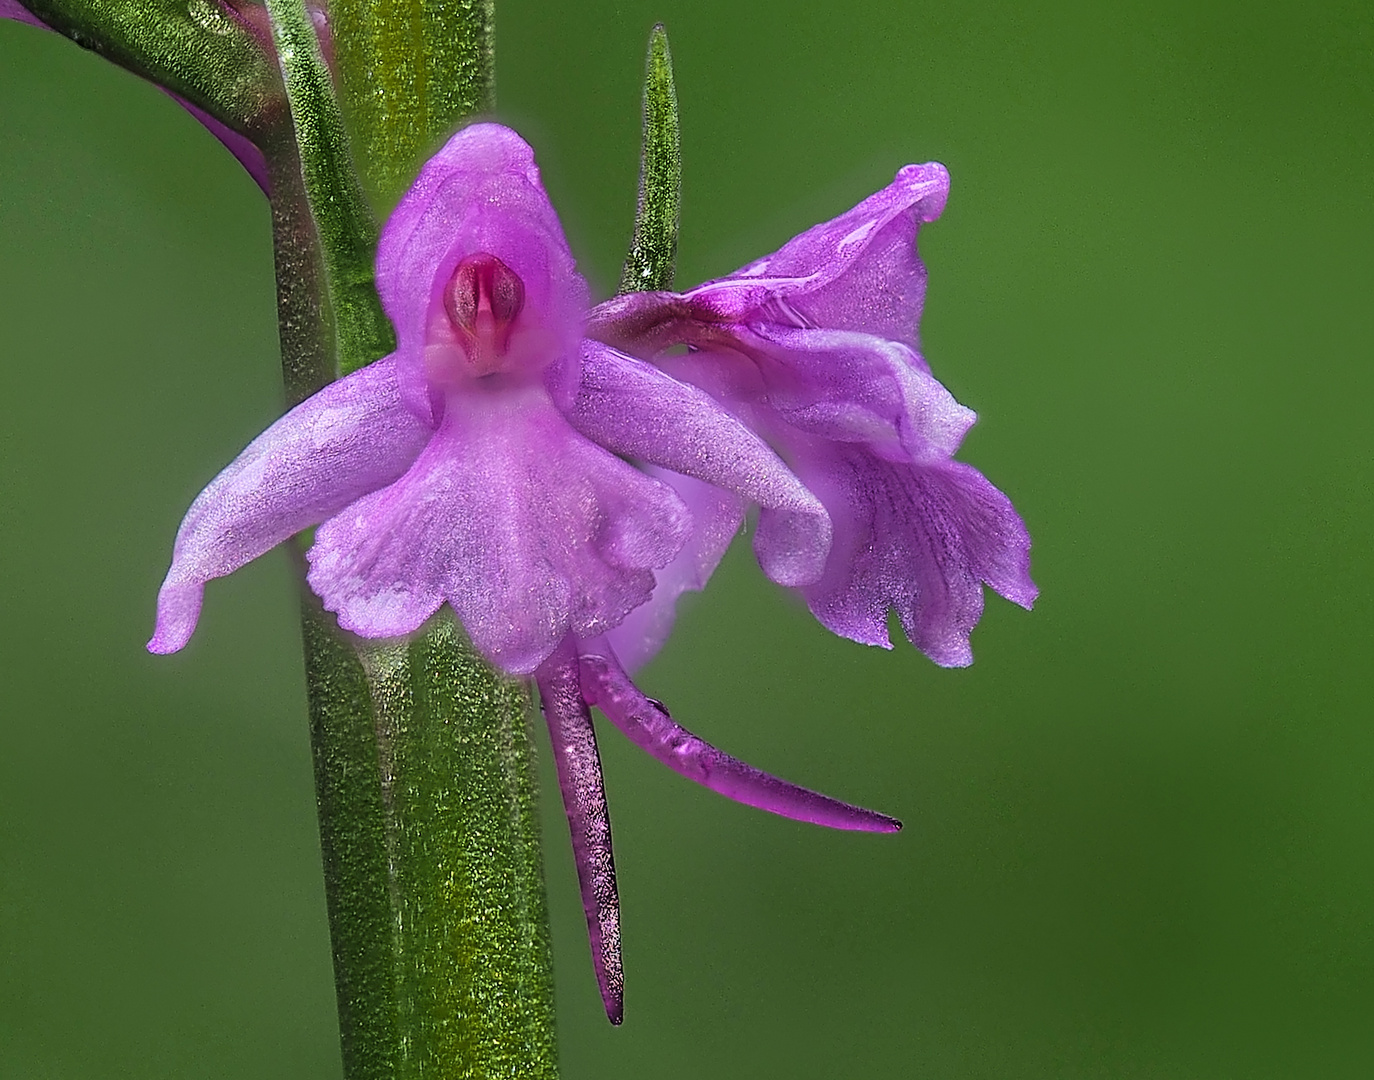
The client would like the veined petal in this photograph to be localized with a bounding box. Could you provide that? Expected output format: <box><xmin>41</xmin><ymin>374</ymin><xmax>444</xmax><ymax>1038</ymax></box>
<box><xmin>307</xmin><ymin>385</ymin><xmax>691</xmax><ymax>675</ymax></box>
<box><xmin>583</xmin><ymin>160</ymin><xmax>1033</xmax><ymax>671</ymax></box>
<box><xmin>148</xmin><ymin>355</ymin><xmax>430</xmax><ymax>654</ymax></box>
<box><xmin>605</xmin><ymin>470</ymin><xmax>744</xmax><ymax>673</ymax></box>
<box><xmin>686</xmin><ymin>163</ymin><xmax>949</xmax><ymax>348</ymax></box>
<box><xmin>569</xmin><ymin>341</ymin><xmax>831</xmax><ymax>586</ymax></box>
<box><xmin>586</xmin><ymin>305</ymin><xmax>977</xmax><ymax>464</ymax></box>
<box><xmin>798</xmin><ymin>444</ymin><xmax>1036</xmax><ymax>666</ymax></box>
<box><xmin>584</xmin><ymin>289</ymin><xmax>692</xmax><ymax>357</ymax></box>
<box><xmin>739</xmin><ymin>324</ymin><xmax>977</xmax><ymax>463</ymax></box>
<box><xmin>579</xmin><ymin>645</ymin><xmax>900</xmax><ymax>832</ymax></box>
<box><xmin>536</xmin><ymin>642</ymin><xmax>624</xmax><ymax>1025</ymax></box>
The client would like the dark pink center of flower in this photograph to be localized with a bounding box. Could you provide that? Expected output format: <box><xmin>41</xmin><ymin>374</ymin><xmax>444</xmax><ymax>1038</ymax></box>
<box><xmin>443</xmin><ymin>253</ymin><xmax>526</xmax><ymax>375</ymax></box>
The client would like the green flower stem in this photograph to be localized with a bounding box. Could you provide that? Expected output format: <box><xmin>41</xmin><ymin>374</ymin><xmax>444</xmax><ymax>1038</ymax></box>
<box><xmin>259</xmin><ymin>116</ymin><xmax>337</xmax><ymax>403</ymax></box>
<box><xmin>297</xmin><ymin>603</ymin><xmax>559</xmax><ymax>1080</ymax></box>
<box><xmin>260</xmin><ymin>3</ymin><xmax>560</xmax><ymax>1077</ymax></box>
<box><xmin>328</xmin><ymin>0</ymin><xmax>496</xmax><ymax>213</ymax></box>
<box><xmin>361</xmin><ymin>619</ymin><xmax>557</xmax><ymax>1078</ymax></box>
<box><xmin>262</xmin><ymin>103</ymin><xmax>405</xmax><ymax>1078</ymax></box>
<box><xmin>299</xmin><ymin>600</ymin><xmax>404</xmax><ymax>1080</ymax></box>
<box><xmin>11</xmin><ymin>2</ymin><xmax>555</xmax><ymax>1074</ymax></box>
<box><xmin>619</xmin><ymin>24</ymin><xmax>681</xmax><ymax>295</ymax></box>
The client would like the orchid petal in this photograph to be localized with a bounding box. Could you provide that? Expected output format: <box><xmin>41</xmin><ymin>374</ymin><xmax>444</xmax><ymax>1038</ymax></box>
<box><xmin>307</xmin><ymin>388</ymin><xmax>690</xmax><ymax>675</ymax></box>
<box><xmin>586</xmin><ymin>163</ymin><xmax>949</xmax><ymax>356</ymax></box>
<box><xmin>148</xmin><ymin>355</ymin><xmax>430</xmax><ymax>654</ymax></box>
<box><xmin>583</xmin><ymin>289</ymin><xmax>690</xmax><ymax>357</ymax></box>
<box><xmin>688</xmin><ymin>163</ymin><xmax>949</xmax><ymax>349</ymax></box>
<box><xmin>799</xmin><ymin>447</ymin><xmax>1036</xmax><ymax>666</ymax></box>
<box><xmin>569</xmin><ymin>340</ymin><xmax>831</xmax><ymax>586</ymax></box>
<box><xmin>605</xmin><ymin>470</ymin><xmax>745</xmax><ymax>673</ymax></box>
<box><xmin>376</xmin><ymin>123</ymin><xmax>589</xmax><ymax>419</ymax></box>
<box><xmin>579</xmin><ymin>647</ymin><xmax>901</xmax><ymax>833</ymax></box>
<box><xmin>586</xmin><ymin>160</ymin><xmax>1035</xmax><ymax>667</ymax></box>
<box><xmin>591</xmin><ymin>307</ymin><xmax>975</xmax><ymax>465</ymax></box>
<box><xmin>738</xmin><ymin>324</ymin><xmax>977</xmax><ymax>462</ymax></box>
<box><xmin>536</xmin><ymin>643</ymin><xmax>624</xmax><ymax>1024</ymax></box>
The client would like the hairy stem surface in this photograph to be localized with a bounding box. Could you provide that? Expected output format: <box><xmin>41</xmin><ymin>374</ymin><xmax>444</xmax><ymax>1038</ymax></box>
<box><xmin>260</xmin><ymin>3</ymin><xmax>559</xmax><ymax>1075</ymax></box>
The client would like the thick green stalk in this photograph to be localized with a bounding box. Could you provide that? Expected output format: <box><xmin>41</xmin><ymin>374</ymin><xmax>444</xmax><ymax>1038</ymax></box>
<box><xmin>362</xmin><ymin>619</ymin><xmax>557</xmax><ymax>1079</ymax></box>
<box><xmin>327</xmin><ymin>0</ymin><xmax>496</xmax><ymax>212</ymax></box>
<box><xmin>619</xmin><ymin>24</ymin><xmax>681</xmax><ymax>295</ymax></box>
<box><xmin>300</xmin><ymin>601</ymin><xmax>404</xmax><ymax>1080</ymax></box>
<box><xmin>15</xmin><ymin>1</ymin><xmax>554</xmax><ymax>1073</ymax></box>
<box><xmin>260</xmin><ymin>3</ymin><xmax>559</xmax><ymax>1077</ymax></box>
<box><xmin>260</xmin><ymin>117</ymin><xmax>336</xmax><ymax>402</ymax></box>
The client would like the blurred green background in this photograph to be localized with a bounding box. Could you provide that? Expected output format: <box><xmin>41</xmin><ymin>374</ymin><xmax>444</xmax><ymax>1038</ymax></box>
<box><xmin>2</xmin><ymin>1</ymin><xmax>1372</xmax><ymax>1076</ymax></box>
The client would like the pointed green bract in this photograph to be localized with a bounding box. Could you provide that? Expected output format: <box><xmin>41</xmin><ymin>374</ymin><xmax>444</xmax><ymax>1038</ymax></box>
<box><xmin>259</xmin><ymin>117</ymin><xmax>339</xmax><ymax>404</ymax></box>
<box><xmin>265</xmin><ymin>0</ymin><xmax>394</xmax><ymax>377</ymax></box>
<box><xmin>328</xmin><ymin>0</ymin><xmax>496</xmax><ymax>212</ymax></box>
<box><xmin>619</xmin><ymin>24</ymin><xmax>681</xmax><ymax>295</ymax></box>
<box><xmin>20</xmin><ymin>0</ymin><xmax>275</xmax><ymax>135</ymax></box>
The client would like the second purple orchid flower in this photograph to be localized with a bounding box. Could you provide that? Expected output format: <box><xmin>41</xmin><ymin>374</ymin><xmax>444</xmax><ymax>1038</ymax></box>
<box><xmin>148</xmin><ymin>121</ymin><xmax>1034</xmax><ymax>1023</ymax></box>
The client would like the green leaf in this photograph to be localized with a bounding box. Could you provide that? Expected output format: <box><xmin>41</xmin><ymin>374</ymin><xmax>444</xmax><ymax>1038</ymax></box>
<box><xmin>619</xmin><ymin>23</ymin><xmax>682</xmax><ymax>295</ymax></box>
<box><xmin>21</xmin><ymin>0</ymin><xmax>276</xmax><ymax>135</ymax></box>
<box><xmin>265</xmin><ymin>0</ymin><xmax>394</xmax><ymax>376</ymax></box>
<box><xmin>327</xmin><ymin>0</ymin><xmax>496</xmax><ymax>212</ymax></box>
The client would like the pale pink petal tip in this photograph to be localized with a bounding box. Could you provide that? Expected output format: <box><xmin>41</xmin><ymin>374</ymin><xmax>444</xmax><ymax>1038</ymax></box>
<box><xmin>147</xmin><ymin>582</ymin><xmax>204</xmax><ymax>655</ymax></box>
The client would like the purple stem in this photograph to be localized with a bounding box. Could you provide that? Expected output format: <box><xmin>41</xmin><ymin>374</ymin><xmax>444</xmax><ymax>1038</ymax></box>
<box><xmin>579</xmin><ymin>646</ymin><xmax>902</xmax><ymax>834</ymax></box>
<box><xmin>535</xmin><ymin>641</ymin><xmax>625</xmax><ymax>1025</ymax></box>
<box><xmin>0</xmin><ymin>0</ymin><xmax>44</xmax><ymax>28</ymax></box>
<box><xmin>171</xmin><ymin>93</ymin><xmax>271</xmax><ymax>194</ymax></box>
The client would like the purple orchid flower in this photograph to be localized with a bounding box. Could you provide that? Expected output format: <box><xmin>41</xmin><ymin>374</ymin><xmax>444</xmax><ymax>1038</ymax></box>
<box><xmin>147</xmin><ymin>122</ymin><xmax>901</xmax><ymax>1023</ymax></box>
<box><xmin>587</xmin><ymin>164</ymin><xmax>1038</xmax><ymax>669</ymax></box>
